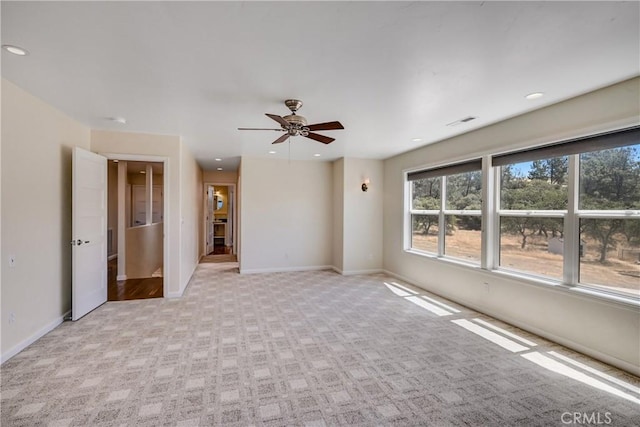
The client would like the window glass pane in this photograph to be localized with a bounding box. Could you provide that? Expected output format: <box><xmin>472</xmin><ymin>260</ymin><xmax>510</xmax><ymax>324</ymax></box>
<box><xmin>411</xmin><ymin>177</ymin><xmax>440</xmax><ymax>210</ymax></box>
<box><xmin>499</xmin><ymin>217</ymin><xmax>564</xmax><ymax>280</ymax></box>
<box><xmin>444</xmin><ymin>215</ymin><xmax>481</xmax><ymax>263</ymax></box>
<box><xmin>501</xmin><ymin>157</ymin><xmax>568</xmax><ymax>210</ymax></box>
<box><xmin>579</xmin><ymin>144</ymin><xmax>640</xmax><ymax>210</ymax></box>
<box><xmin>579</xmin><ymin>218</ymin><xmax>640</xmax><ymax>297</ymax></box>
<box><xmin>411</xmin><ymin>214</ymin><xmax>439</xmax><ymax>253</ymax></box>
<box><xmin>446</xmin><ymin>171</ymin><xmax>482</xmax><ymax>210</ymax></box>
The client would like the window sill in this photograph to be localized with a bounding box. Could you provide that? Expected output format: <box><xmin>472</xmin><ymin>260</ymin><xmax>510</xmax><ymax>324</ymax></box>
<box><xmin>404</xmin><ymin>249</ymin><xmax>640</xmax><ymax>309</ymax></box>
<box><xmin>491</xmin><ymin>269</ymin><xmax>640</xmax><ymax>309</ymax></box>
<box><xmin>405</xmin><ymin>248</ymin><xmax>482</xmax><ymax>270</ymax></box>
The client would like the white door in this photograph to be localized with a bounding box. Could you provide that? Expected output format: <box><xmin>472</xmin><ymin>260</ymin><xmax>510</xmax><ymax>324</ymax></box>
<box><xmin>72</xmin><ymin>147</ymin><xmax>108</xmax><ymax>321</ymax></box>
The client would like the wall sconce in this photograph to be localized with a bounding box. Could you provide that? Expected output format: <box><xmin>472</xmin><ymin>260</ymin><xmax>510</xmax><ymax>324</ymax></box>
<box><xmin>361</xmin><ymin>178</ymin><xmax>370</xmax><ymax>192</ymax></box>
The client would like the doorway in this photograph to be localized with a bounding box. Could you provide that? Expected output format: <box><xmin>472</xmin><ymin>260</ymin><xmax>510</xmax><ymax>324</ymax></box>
<box><xmin>204</xmin><ymin>183</ymin><xmax>236</xmax><ymax>256</ymax></box>
<box><xmin>107</xmin><ymin>159</ymin><xmax>165</xmax><ymax>300</ymax></box>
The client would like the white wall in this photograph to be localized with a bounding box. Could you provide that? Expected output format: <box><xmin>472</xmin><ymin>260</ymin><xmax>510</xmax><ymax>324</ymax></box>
<box><xmin>202</xmin><ymin>170</ymin><xmax>237</xmax><ymax>184</ymax></box>
<box><xmin>1</xmin><ymin>79</ymin><xmax>91</xmax><ymax>361</ymax></box>
<box><xmin>91</xmin><ymin>130</ymin><xmax>201</xmax><ymax>297</ymax></box>
<box><xmin>239</xmin><ymin>157</ymin><xmax>333</xmax><ymax>273</ymax></box>
<box><xmin>180</xmin><ymin>143</ymin><xmax>203</xmax><ymax>287</ymax></box>
<box><xmin>125</xmin><ymin>223</ymin><xmax>163</xmax><ymax>279</ymax></box>
<box><xmin>383</xmin><ymin>77</ymin><xmax>640</xmax><ymax>374</ymax></box>
<box><xmin>342</xmin><ymin>158</ymin><xmax>384</xmax><ymax>274</ymax></box>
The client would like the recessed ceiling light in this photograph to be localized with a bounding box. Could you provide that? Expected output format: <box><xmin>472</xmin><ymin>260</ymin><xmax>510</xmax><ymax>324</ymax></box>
<box><xmin>268</xmin><ymin>151</ymin><xmax>276</xmax><ymax>154</ymax></box>
<box><xmin>2</xmin><ymin>45</ymin><xmax>28</xmax><ymax>56</ymax></box>
<box><xmin>525</xmin><ymin>92</ymin><xmax>544</xmax><ymax>100</ymax></box>
<box><xmin>313</xmin><ymin>154</ymin><xmax>321</xmax><ymax>157</ymax></box>
<box><xmin>217</xmin><ymin>167</ymin><xmax>223</xmax><ymax>171</ymax></box>
<box><xmin>108</xmin><ymin>117</ymin><xmax>127</xmax><ymax>124</ymax></box>
<box><xmin>215</xmin><ymin>158</ymin><xmax>222</xmax><ymax>161</ymax></box>
<box><xmin>412</xmin><ymin>138</ymin><xmax>422</xmax><ymax>142</ymax></box>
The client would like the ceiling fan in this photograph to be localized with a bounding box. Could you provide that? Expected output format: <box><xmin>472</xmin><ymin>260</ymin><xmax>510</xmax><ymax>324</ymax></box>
<box><xmin>238</xmin><ymin>99</ymin><xmax>344</xmax><ymax>144</ymax></box>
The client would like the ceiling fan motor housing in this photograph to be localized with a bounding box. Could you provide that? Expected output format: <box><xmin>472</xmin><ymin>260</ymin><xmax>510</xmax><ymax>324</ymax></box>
<box><xmin>283</xmin><ymin>114</ymin><xmax>308</xmax><ymax>127</ymax></box>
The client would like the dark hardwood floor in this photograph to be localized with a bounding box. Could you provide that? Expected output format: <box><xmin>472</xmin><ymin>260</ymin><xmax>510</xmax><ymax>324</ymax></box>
<box><xmin>108</xmin><ymin>258</ymin><xmax>163</xmax><ymax>301</ymax></box>
<box><xmin>211</xmin><ymin>245</ymin><xmax>232</xmax><ymax>255</ymax></box>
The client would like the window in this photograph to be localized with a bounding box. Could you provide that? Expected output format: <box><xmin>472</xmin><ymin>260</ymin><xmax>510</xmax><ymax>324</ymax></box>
<box><xmin>498</xmin><ymin>156</ymin><xmax>568</xmax><ymax>280</ymax></box>
<box><xmin>405</xmin><ymin>126</ymin><xmax>640</xmax><ymax>301</ymax></box>
<box><xmin>408</xmin><ymin>160</ymin><xmax>482</xmax><ymax>264</ymax></box>
<box><xmin>578</xmin><ymin>144</ymin><xmax>640</xmax><ymax>296</ymax></box>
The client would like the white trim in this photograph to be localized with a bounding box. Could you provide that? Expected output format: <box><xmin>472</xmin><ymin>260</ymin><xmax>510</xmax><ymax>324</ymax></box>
<box><xmin>100</xmin><ymin>153</ymin><xmax>170</xmax><ymax>299</ymax></box>
<box><xmin>481</xmin><ymin>155</ymin><xmax>495</xmax><ymax>269</ymax></box>
<box><xmin>577</xmin><ymin>210</ymin><xmax>640</xmax><ymax>218</ymax></box>
<box><xmin>116</xmin><ymin>274</ymin><xmax>127</xmax><ymax>281</ymax></box>
<box><xmin>1</xmin><ymin>310</ymin><xmax>71</xmax><ymax>364</ymax></box>
<box><xmin>498</xmin><ymin>210</ymin><xmax>567</xmax><ymax>217</ymax></box>
<box><xmin>381</xmin><ymin>269</ymin><xmax>640</xmax><ymax>376</ymax></box>
<box><xmin>240</xmin><ymin>265</ymin><xmax>333</xmax><ymax>275</ymax></box>
<box><xmin>564</xmin><ymin>154</ymin><xmax>580</xmax><ymax>284</ymax></box>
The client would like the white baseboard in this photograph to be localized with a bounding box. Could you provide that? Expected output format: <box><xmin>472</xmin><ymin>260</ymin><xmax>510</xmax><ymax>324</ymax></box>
<box><xmin>116</xmin><ymin>274</ymin><xmax>127</xmax><ymax>281</ymax></box>
<box><xmin>339</xmin><ymin>268</ymin><xmax>384</xmax><ymax>276</ymax></box>
<box><xmin>240</xmin><ymin>265</ymin><xmax>333</xmax><ymax>275</ymax></box>
<box><xmin>381</xmin><ymin>269</ymin><xmax>640</xmax><ymax>377</ymax></box>
<box><xmin>1</xmin><ymin>310</ymin><xmax>71</xmax><ymax>365</ymax></box>
<box><xmin>166</xmin><ymin>290</ymin><xmax>185</xmax><ymax>298</ymax></box>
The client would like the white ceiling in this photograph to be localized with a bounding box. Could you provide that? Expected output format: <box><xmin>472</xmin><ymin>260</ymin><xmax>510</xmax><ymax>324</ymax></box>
<box><xmin>2</xmin><ymin>2</ymin><xmax>638</xmax><ymax>172</ymax></box>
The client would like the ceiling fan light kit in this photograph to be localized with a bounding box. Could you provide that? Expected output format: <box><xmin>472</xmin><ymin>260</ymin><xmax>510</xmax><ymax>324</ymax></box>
<box><xmin>238</xmin><ymin>99</ymin><xmax>344</xmax><ymax>145</ymax></box>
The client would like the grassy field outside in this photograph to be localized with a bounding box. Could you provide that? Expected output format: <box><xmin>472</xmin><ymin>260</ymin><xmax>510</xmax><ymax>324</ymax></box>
<box><xmin>412</xmin><ymin>229</ymin><xmax>640</xmax><ymax>296</ymax></box>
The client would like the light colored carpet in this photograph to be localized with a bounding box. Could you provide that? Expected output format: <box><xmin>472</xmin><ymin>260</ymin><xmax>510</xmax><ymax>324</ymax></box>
<box><xmin>1</xmin><ymin>264</ymin><xmax>639</xmax><ymax>426</ymax></box>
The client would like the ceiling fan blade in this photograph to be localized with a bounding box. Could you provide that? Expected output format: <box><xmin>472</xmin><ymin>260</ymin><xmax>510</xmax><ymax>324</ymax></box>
<box><xmin>306</xmin><ymin>121</ymin><xmax>344</xmax><ymax>131</ymax></box>
<box><xmin>265</xmin><ymin>113</ymin><xmax>290</xmax><ymax>128</ymax></box>
<box><xmin>305</xmin><ymin>132</ymin><xmax>335</xmax><ymax>144</ymax></box>
<box><xmin>272</xmin><ymin>133</ymin><xmax>290</xmax><ymax>144</ymax></box>
<box><xmin>237</xmin><ymin>127</ymin><xmax>285</xmax><ymax>131</ymax></box>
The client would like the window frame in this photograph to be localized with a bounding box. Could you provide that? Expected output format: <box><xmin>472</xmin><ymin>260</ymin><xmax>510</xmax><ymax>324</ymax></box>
<box><xmin>408</xmin><ymin>162</ymin><xmax>482</xmax><ymax>265</ymax></box>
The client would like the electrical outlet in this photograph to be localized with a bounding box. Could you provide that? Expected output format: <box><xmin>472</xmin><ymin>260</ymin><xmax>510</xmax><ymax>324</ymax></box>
<box><xmin>9</xmin><ymin>312</ymin><xmax>16</xmax><ymax>324</ymax></box>
<box><xmin>9</xmin><ymin>255</ymin><xmax>16</xmax><ymax>267</ymax></box>
<box><xmin>484</xmin><ymin>282</ymin><xmax>490</xmax><ymax>293</ymax></box>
